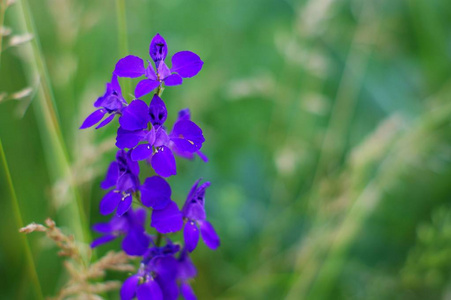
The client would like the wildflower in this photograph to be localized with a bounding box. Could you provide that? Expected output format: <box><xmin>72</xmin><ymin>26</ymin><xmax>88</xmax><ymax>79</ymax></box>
<box><xmin>80</xmin><ymin>74</ymin><xmax>127</xmax><ymax>129</ymax></box>
<box><xmin>99</xmin><ymin>150</ymin><xmax>140</xmax><ymax>216</ymax></box>
<box><xmin>177</xmin><ymin>249</ymin><xmax>197</xmax><ymax>300</ymax></box>
<box><xmin>140</xmin><ymin>176</ymin><xmax>184</xmax><ymax>234</ymax></box>
<box><xmin>116</xmin><ymin>95</ymin><xmax>205</xmax><ymax>178</ymax></box>
<box><xmin>182</xmin><ymin>179</ymin><xmax>220</xmax><ymax>252</ymax></box>
<box><xmin>169</xmin><ymin>108</ymin><xmax>208</xmax><ymax>162</ymax></box>
<box><xmin>114</xmin><ymin>33</ymin><xmax>204</xmax><ymax>98</ymax></box>
<box><xmin>91</xmin><ymin>208</ymin><xmax>151</xmax><ymax>256</ymax></box>
<box><xmin>121</xmin><ymin>241</ymin><xmax>181</xmax><ymax>300</ymax></box>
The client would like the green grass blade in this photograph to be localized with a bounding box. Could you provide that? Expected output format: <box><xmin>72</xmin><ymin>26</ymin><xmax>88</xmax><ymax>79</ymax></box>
<box><xmin>11</xmin><ymin>0</ymin><xmax>91</xmax><ymax>245</ymax></box>
<box><xmin>115</xmin><ymin>0</ymin><xmax>130</xmax><ymax>97</ymax></box>
<box><xmin>0</xmin><ymin>139</ymin><xmax>44</xmax><ymax>300</ymax></box>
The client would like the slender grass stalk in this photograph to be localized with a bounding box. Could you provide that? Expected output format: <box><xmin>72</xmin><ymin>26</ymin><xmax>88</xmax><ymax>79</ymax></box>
<box><xmin>281</xmin><ymin>4</ymin><xmax>382</xmax><ymax>295</ymax></box>
<box><xmin>0</xmin><ymin>139</ymin><xmax>44</xmax><ymax>300</ymax></box>
<box><xmin>12</xmin><ymin>0</ymin><xmax>91</xmax><ymax>245</ymax></box>
<box><xmin>115</xmin><ymin>0</ymin><xmax>130</xmax><ymax>97</ymax></box>
<box><xmin>0</xmin><ymin>0</ymin><xmax>7</xmax><ymax>67</ymax></box>
<box><xmin>286</xmin><ymin>82</ymin><xmax>451</xmax><ymax>299</ymax></box>
<box><xmin>306</xmin><ymin>95</ymin><xmax>451</xmax><ymax>299</ymax></box>
<box><xmin>302</xmin><ymin>1</ymin><xmax>378</xmax><ymax>214</ymax></box>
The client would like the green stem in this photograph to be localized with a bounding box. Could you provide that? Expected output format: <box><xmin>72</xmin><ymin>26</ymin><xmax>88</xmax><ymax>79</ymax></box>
<box><xmin>157</xmin><ymin>85</ymin><xmax>165</xmax><ymax>97</ymax></box>
<box><xmin>0</xmin><ymin>139</ymin><xmax>44</xmax><ymax>300</ymax></box>
<box><xmin>0</xmin><ymin>0</ymin><xmax>6</xmax><ymax>67</ymax></box>
<box><xmin>155</xmin><ymin>232</ymin><xmax>163</xmax><ymax>247</ymax></box>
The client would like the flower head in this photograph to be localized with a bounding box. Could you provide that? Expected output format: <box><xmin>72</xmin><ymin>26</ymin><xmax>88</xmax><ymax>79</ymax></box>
<box><xmin>120</xmin><ymin>241</ymin><xmax>200</xmax><ymax>300</ymax></box>
<box><xmin>169</xmin><ymin>109</ymin><xmax>208</xmax><ymax>162</ymax></box>
<box><xmin>91</xmin><ymin>208</ymin><xmax>150</xmax><ymax>256</ymax></box>
<box><xmin>120</xmin><ymin>241</ymin><xmax>181</xmax><ymax>300</ymax></box>
<box><xmin>115</xmin><ymin>95</ymin><xmax>205</xmax><ymax>178</ymax></box>
<box><xmin>114</xmin><ymin>33</ymin><xmax>204</xmax><ymax>98</ymax></box>
<box><xmin>99</xmin><ymin>150</ymin><xmax>140</xmax><ymax>216</ymax></box>
<box><xmin>182</xmin><ymin>179</ymin><xmax>220</xmax><ymax>252</ymax></box>
<box><xmin>80</xmin><ymin>74</ymin><xmax>127</xmax><ymax>129</ymax></box>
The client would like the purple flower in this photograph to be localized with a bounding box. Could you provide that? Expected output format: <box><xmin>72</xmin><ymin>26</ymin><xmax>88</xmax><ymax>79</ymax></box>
<box><xmin>91</xmin><ymin>208</ymin><xmax>151</xmax><ymax>256</ymax></box>
<box><xmin>182</xmin><ymin>180</ymin><xmax>220</xmax><ymax>252</ymax></box>
<box><xmin>177</xmin><ymin>249</ymin><xmax>197</xmax><ymax>300</ymax></box>
<box><xmin>169</xmin><ymin>109</ymin><xmax>208</xmax><ymax>162</ymax></box>
<box><xmin>140</xmin><ymin>176</ymin><xmax>184</xmax><ymax>234</ymax></box>
<box><xmin>121</xmin><ymin>242</ymin><xmax>181</xmax><ymax>300</ymax></box>
<box><xmin>120</xmin><ymin>241</ymin><xmax>200</xmax><ymax>300</ymax></box>
<box><xmin>116</xmin><ymin>95</ymin><xmax>205</xmax><ymax>178</ymax></box>
<box><xmin>99</xmin><ymin>150</ymin><xmax>140</xmax><ymax>216</ymax></box>
<box><xmin>114</xmin><ymin>33</ymin><xmax>204</xmax><ymax>98</ymax></box>
<box><xmin>80</xmin><ymin>74</ymin><xmax>127</xmax><ymax>129</ymax></box>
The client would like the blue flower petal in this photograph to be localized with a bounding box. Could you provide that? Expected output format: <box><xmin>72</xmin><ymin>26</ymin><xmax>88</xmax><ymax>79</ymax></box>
<box><xmin>151</xmin><ymin>201</ymin><xmax>183</xmax><ymax>234</ymax></box>
<box><xmin>151</xmin><ymin>146</ymin><xmax>176</xmax><ymax>177</ymax></box>
<box><xmin>99</xmin><ymin>190</ymin><xmax>121</xmax><ymax>215</ymax></box>
<box><xmin>80</xmin><ymin>109</ymin><xmax>106</xmax><ymax>129</ymax></box>
<box><xmin>115</xmin><ymin>55</ymin><xmax>145</xmax><ymax>78</ymax></box>
<box><xmin>137</xmin><ymin>278</ymin><xmax>163</xmax><ymax>300</ymax></box>
<box><xmin>171</xmin><ymin>51</ymin><xmax>203</xmax><ymax>78</ymax></box>
<box><xmin>184</xmin><ymin>221</ymin><xmax>199</xmax><ymax>252</ymax></box>
<box><xmin>140</xmin><ymin>176</ymin><xmax>171</xmax><ymax>209</ymax></box>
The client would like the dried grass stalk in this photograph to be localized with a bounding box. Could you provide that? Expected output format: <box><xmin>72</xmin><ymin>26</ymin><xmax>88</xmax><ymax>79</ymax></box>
<box><xmin>20</xmin><ymin>218</ymin><xmax>136</xmax><ymax>300</ymax></box>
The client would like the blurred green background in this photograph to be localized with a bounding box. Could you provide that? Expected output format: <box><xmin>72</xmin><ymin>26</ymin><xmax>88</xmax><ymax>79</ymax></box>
<box><xmin>1</xmin><ymin>0</ymin><xmax>451</xmax><ymax>299</ymax></box>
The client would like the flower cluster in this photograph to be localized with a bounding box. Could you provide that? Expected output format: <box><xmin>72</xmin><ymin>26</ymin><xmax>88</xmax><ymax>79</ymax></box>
<box><xmin>81</xmin><ymin>34</ymin><xmax>219</xmax><ymax>300</ymax></box>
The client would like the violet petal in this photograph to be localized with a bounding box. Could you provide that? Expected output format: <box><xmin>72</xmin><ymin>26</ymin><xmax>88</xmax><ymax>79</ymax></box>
<box><xmin>151</xmin><ymin>201</ymin><xmax>183</xmax><ymax>234</ymax></box>
<box><xmin>116</xmin><ymin>194</ymin><xmax>132</xmax><ymax>216</ymax></box>
<box><xmin>91</xmin><ymin>222</ymin><xmax>112</xmax><ymax>233</ymax></box>
<box><xmin>114</xmin><ymin>55</ymin><xmax>145</xmax><ymax>78</ymax></box>
<box><xmin>149</xmin><ymin>34</ymin><xmax>168</xmax><ymax>66</ymax></box>
<box><xmin>116</xmin><ymin>172</ymin><xmax>139</xmax><ymax>192</ymax></box>
<box><xmin>149</xmin><ymin>94</ymin><xmax>167</xmax><ymax>127</ymax></box>
<box><xmin>122</xmin><ymin>230</ymin><xmax>151</xmax><ymax>256</ymax></box>
<box><xmin>99</xmin><ymin>190</ymin><xmax>121</xmax><ymax>215</ymax></box>
<box><xmin>111</xmin><ymin>73</ymin><xmax>122</xmax><ymax>95</ymax></box>
<box><xmin>140</xmin><ymin>176</ymin><xmax>171</xmax><ymax>209</ymax></box>
<box><xmin>171</xmin><ymin>51</ymin><xmax>203</xmax><ymax>78</ymax></box>
<box><xmin>116</xmin><ymin>127</ymin><xmax>145</xmax><ymax>149</ymax></box>
<box><xmin>181</xmin><ymin>282</ymin><xmax>197</xmax><ymax>300</ymax></box>
<box><xmin>90</xmin><ymin>234</ymin><xmax>117</xmax><ymax>248</ymax></box>
<box><xmin>80</xmin><ymin>109</ymin><xmax>106</xmax><ymax>129</ymax></box>
<box><xmin>154</xmin><ymin>127</ymin><xmax>170</xmax><ymax>147</ymax></box>
<box><xmin>119</xmin><ymin>100</ymin><xmax>151</xmax><ymax>131</ymax></box>
<box><xmin>145</xmin><ymin>62</ymin><xmax>157</xmax><ymax>80</ymax></box>
<box><xmin>151</xmin><ymin>146</ymin><xmax>177</xmax><ymax>177</ymax></box>
<box><xmin>184</xmin><ymin>221</ymin><xmax>199</xmax><ymax>252</ymax></box>
<box><xmin>196</xmin><ymin>150</ymin><xmax>209</xmax><ymax>162</ymax></box>
<box><xmin>137</xmin><ymin>279</ymin><xmax>163</xmax><ymax>300</ymax></box>
<box><xmin>163</xmin><ymin>74</ymin><xmax>183</xmax><ymax>86</ymax></box>
<box><xmin>120</xmin><ymin>275</ymin><xmax>140</xmax><ymax>300</ymax></box>
<box><xmin>95</xmin><ymin>114</ymin><xmax>115</xmax><ymax>129</ymax></box>
<box><xmin>100</xmin><ymin>161</ymin><xmax>119</xmax><ymax>190</ymax></box>
<box><xmin>131</xmin><ymin>143</ymin><xmax>153</xmax><ymax>161</ymax></box>
<box><xmin>170</xmin><ymin>120</ymin><xmax>205</xmax><ymax>153</ymax></box>
<box><xmin>135</xmin><ymin>79</ymin><xmax>160</xmax><ymax>98</ymax></box>
<box><xmin>158</xmin><ymin>61</ymin><xmax>171</xmax><ymax>79</ymax></box>
<box><xmin>199</xmin><ymin>220</ymin><xmax>220</xmax><ymax>250</ymax></box>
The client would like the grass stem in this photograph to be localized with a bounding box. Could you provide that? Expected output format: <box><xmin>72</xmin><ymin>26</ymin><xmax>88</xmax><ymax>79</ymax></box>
<box><xmin>115</xmin><ymin>0</ymin><xmax>131</xmax><ymax>97</ymax></box>
<box><xmin>0</xmin><ymin>139</ymin><xmax>44</xmax><ymax>300</ymax></box>
<box><xmin>13</xmin><ymin>0</ymin><xmax>91</xmax><ymax>245</ymax></box>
